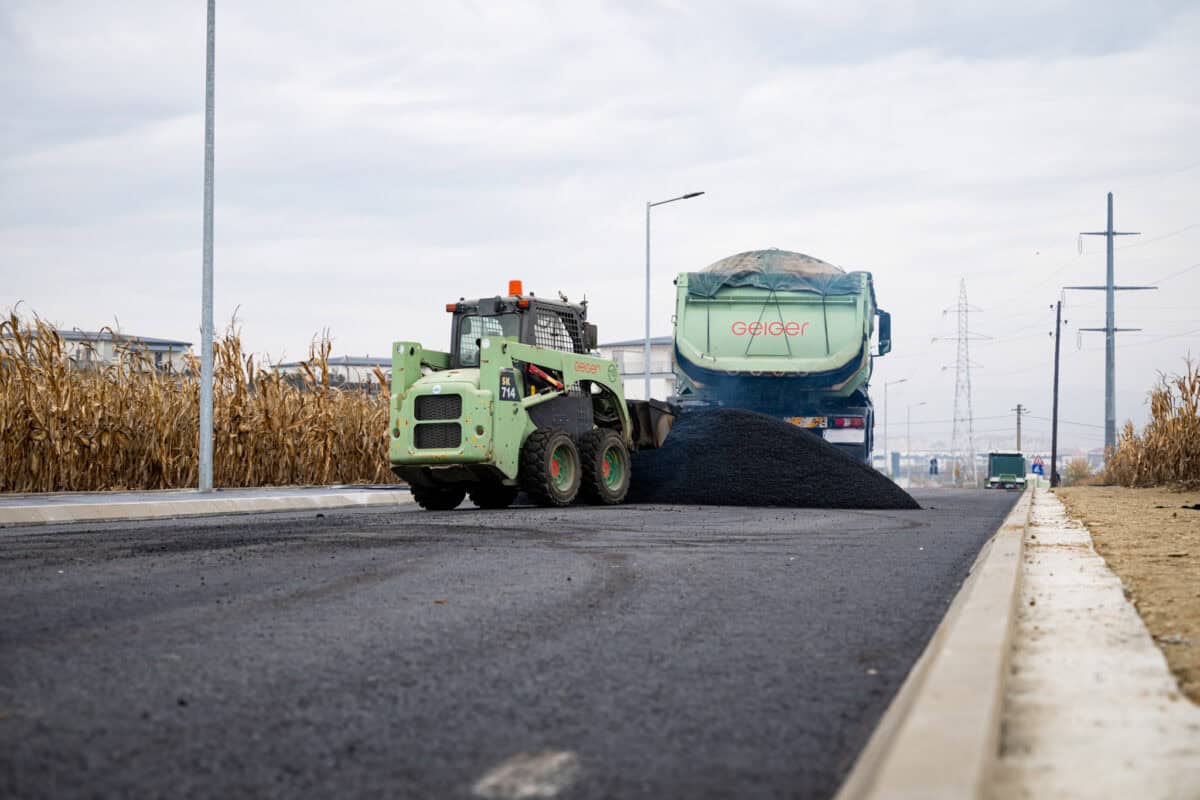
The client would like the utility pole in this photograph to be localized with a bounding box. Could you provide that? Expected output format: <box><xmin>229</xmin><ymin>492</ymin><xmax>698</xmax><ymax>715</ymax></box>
<box><xmin>1069</xmin><ymin>192</ymin><xmax>1153</xmax><ymax>455</ymax></box>
<box><xmin>199</xmin><ymin>0</ymin><xmax>215</xmax><ymax>492</ymax></box>
<box><xmin>1050</xmin><ymin>300</ymin><xmax>1064</xmax><ymax>487</ymax></box>
<box><xmin>1012</xmin><ymin>403</ymin><xmax>1030</xmax><ymax>450</ymax></box>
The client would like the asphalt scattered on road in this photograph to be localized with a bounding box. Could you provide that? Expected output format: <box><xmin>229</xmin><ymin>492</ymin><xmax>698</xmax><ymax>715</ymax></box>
<box><xmin>0</xmin><ymin>490</ymin><xmax>1017</xmax><ymax>799</ymax></box>
<box><xmin>629</xmin><ymin>409</ymin><xmax>920</xmax><ymax>509</ymax></box>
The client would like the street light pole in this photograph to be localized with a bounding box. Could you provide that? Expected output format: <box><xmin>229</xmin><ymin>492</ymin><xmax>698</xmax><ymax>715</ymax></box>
<box><xmin>907</xmin><ymin>401</ymin><xmax>927</xmax><ymax>480</ymax></box>
<box><xmin>645</xmin><ymin>191</ymin><xmax>704</xmax><ymax>399</ymax></box>
<box><xmin>199</xmin><ymin>0</ymin><xmax>215</xmax><ymax>492</ymax></box>
<box><xmin>883</xmin><ymin>377</ymin><xmax>907</xmax><ymax>476</ymax></box>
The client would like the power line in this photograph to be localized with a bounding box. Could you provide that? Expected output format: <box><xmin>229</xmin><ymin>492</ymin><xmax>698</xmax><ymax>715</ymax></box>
<box><xmin>1028</xmin><ymin>415</ymin><xmax>1104</xmax><ymax>429</ymax></box>
<box><xmin>1116</xmin><ymin>326</ymin><xmax>1200</xmax><ymax>349</ymax></box>
<box><xmin>1116</xmin><ymin>222</ymin><xmax>1200</xmax><ymax>251</ymax></box>
<box><xmin>1146</xmin><ymin>260</ymin><xmax>1200</xmax><ymax>286</ymax></box>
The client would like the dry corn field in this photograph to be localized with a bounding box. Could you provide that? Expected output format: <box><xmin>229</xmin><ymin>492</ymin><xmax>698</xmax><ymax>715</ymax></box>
<box><xmin>1105</xmin><ymin>357</ymin><xmax>1200</xmax><ymax>488</ymax></box>
<box><xmin>0</xmin><ymin>313</ymin><xmax>396</xmax><ymax>492</ymax></box>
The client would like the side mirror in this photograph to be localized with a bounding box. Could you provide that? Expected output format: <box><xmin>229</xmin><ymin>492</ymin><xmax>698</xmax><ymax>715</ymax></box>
<box><xmin>876</xmin><ymin>310</ymin><xmax>892</xmax><ymax>356</ymax></box>
<box><xmin>585</xmin><ymin>323</ymin><xmax>599</xmax><ymax>351</ymax></box>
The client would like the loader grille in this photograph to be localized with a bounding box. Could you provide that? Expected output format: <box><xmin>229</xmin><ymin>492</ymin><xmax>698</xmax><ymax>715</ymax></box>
<box><xmin>534</xmin><ymin>310</ymin><xmax>587</xmax><ymax>354</ymax></box>
<box><xmin>415</xmin><ymin>394</ymin><xmax>462</xmax><ymax>420</ymax></box>
<box><xmin>414</xmin><ymin>423</ymin><xmax>461</xmax><ymax>449</ymax></box>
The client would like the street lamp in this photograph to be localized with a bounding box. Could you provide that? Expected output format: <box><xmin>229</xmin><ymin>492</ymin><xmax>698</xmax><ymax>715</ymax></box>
<box><xmin>883</xmin><ymin>377</ymin><xmax>907</xmax><ymax>476</ymax></box>
<box><xmin>199</xmin><ymin>0</ymin><xmax>216</xmax><ymax>492</ymax></box>
<box><xmin>645</xmin><ymin>191</ymin><xmax>704</xmax><ymax>399</ymax></box>
<box><xmin>907</xmin><ymin>401</ymin><xmax>927</xmax><ymax>480</ymax></box>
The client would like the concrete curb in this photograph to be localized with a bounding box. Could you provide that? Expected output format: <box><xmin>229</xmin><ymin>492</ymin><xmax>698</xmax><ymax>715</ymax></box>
<box><xmin>0</xmin><ymin>490</ymin><xmax>413</xmax><ymax>528</ymax></box>
<box><xmin>835</xmin><ymin>488</ymin><xmax>1033</xmax><ymax>800</ymax></box>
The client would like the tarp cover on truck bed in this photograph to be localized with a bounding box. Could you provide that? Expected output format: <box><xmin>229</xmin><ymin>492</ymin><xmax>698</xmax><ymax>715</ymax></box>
<box><xmin>686</xmin><ymin>249</ymin><xmax>868</xmax><ymax>298</ymax></box>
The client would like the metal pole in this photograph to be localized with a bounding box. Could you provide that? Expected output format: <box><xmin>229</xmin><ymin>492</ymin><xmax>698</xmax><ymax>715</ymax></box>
<box><xmin>199</xmin><ymin>0</ymin><xmax>215</xmax><ymax>492</ymax></box>
<box><xmin>642</xmin><ymin>191</ymin><xmax>704</xmax><ymax>401</ymax></box>
<box><xmin>906</xmin><ymin>406</ymin><xmax>912</xmax><ymax>480</ymax></box>
<box><xmin>883</xmin><ymin>378</ymin><xmax>906</xmax><ymax>476</ymax></box>
<box><xmin>905</xmin><ymin>401</ymin><xmax>925</xmax><ymax>481</ymax></box>
<box><xmin>1050</xmin><ymin>300</ymin><xmax>1062</xmax><ymax>487</ymax></box>
<box><xmin>1075</xmin><ymin>193</ymin><xmax>1144</xmax><ymax>459</ymax></box>
<box><xmin>1104</xmin><ymin>192</ymin><xmax>1115</xmax><ymax>454</ymax></box>
<box><xmin>644</xmin><ymin>201</ymin><xmax>651</xmax><ymax>400</ymax></box>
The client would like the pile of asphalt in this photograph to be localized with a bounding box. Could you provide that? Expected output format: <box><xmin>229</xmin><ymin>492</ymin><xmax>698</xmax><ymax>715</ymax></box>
<box><xmin>628</xmin><ymin>408</ymin><xmax>920</xmax><ymax>509</ymax></box>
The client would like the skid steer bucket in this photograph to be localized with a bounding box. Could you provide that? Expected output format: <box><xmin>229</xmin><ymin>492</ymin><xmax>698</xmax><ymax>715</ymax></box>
<box><xmin>626</xmin><ymin>399</ymin><xmax>677</xmax><ymax>449</ymax></box>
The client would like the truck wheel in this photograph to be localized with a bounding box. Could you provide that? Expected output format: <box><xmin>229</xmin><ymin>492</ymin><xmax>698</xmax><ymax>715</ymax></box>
<box><xmin>411</xmin><ymin>483</ymin><xmax>466</xmax><ymax>511</ymax></box>
<box><xmin>520</xmin><ymin>428</ymin><xmax>581</xmax><ymax>507</ymax></box>
<box><xmin>579</xmin><ymin>429</ymin><xmax>631</xmax><ymax>505</ymax></box>
<box><xmin>468</xmin><ymin>483</ymin><xmax>519</xmax><ymax>509</ymax></box>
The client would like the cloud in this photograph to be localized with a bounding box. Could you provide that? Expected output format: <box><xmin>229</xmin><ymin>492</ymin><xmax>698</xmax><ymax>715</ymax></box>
<box><xmin>2</xmin><ymin>1</ymin><xmax>1198</xmax><ymax>450</ymax></box>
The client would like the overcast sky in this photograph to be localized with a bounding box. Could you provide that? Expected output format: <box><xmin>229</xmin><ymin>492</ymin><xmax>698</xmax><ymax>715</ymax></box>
<box><xmin>3</xmin><ymin>1</ymin><xmax>1198</xmax><ymax>453</ymax></box>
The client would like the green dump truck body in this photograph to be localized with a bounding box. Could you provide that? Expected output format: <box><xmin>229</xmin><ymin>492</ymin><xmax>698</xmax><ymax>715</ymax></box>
<box><xmin>672</xmin><ymin>249</ymin><xmax>891</xmax><ymax>461</ymax></box>
<box><xmin>986</xmin><ymin>452</ymin><xmax>1027</xmax><ymax>490</ymax></box>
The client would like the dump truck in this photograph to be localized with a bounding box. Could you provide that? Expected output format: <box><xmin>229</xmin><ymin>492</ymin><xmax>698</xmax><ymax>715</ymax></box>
<box><xmin>671</xmin><ymin>249</ymin><xmax>892</xmax><ymax>462</ymax></box>
<box><xmin>985</xmin><ymin>451</ymin><xmax>1027</xmax><ymax>490</ymax></box>
<box><xmin>389</xmin><ymin>281</ymin><xmax>655</xmax><ymax>511</ymax></box>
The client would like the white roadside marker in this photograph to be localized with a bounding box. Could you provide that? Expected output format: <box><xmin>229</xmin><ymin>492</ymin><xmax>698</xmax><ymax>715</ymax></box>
<box><xmin>472</xmin><ymin>750</ymin><xmax>581</xmax><ymax>800</ymax></box>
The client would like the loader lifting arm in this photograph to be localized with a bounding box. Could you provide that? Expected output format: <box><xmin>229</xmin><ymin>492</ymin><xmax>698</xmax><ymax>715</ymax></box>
<box><xmin>390</xmin><ymin>342</ymin><xmax>451</xmax><ymax>396</ymax></box>
<box><xmin>481</xmin><ymin>338</ymin><xmax>634</xmax><ymax>445</ymax></box>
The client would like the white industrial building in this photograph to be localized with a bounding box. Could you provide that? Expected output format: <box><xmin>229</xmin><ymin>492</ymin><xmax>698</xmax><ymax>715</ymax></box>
<box><xmin>49</xmin><ymin>329</ymin><xmax>193</xmax><ymax>372</ymax></box>
<box><xmin>274</xmin><ymin>355</ymin><xmax>392</xmax><ymax>393</ymax></box>
<box><xmin>597</xmin><ymin>336</ymin><xmax>674</xmax><ymax>401</ymax></box>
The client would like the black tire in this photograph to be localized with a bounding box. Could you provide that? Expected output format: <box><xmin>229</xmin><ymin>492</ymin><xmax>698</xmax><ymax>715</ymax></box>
<box><xmin>468</xmin><ymin>482</ymin><xmax>519</xmax><ymax>509</ymax></box>
<box><xmin>578</xmin><ymin>428</ymin><xmax>631</xmax><ymax>505</ymax></box>
<box><xmin>520</xmin><ymin>428</ymin><xmax>581</xmax><ymax>507</ymax></box>
<box><xmin>410</xmin><ymin>483</ymin><xmax>466</xmax><ymax>511</ymax></box>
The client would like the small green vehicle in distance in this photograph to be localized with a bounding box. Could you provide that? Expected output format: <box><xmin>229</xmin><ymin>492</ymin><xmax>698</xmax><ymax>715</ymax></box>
<box><xmin>986</xmin><ymin>451</ymin><xmax>1027</xmax><ymax>491</ymax></box>
<box><xmin>388</xmin><ymin>280</ymin><xmax>665</xmax><ymax>511</ymax></box>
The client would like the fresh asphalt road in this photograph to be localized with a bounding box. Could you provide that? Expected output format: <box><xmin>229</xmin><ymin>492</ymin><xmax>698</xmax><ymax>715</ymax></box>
<box><xmin>0</xmin><ymin>490</ymin><xmax>1019</xmax><ymax>800</ymax></box>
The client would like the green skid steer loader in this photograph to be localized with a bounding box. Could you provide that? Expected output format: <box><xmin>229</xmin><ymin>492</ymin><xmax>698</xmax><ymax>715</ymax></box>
<box><xmin>389</xmin><ymin>281</ymin><xmax>668</xmax><ymax>510</ymax></box>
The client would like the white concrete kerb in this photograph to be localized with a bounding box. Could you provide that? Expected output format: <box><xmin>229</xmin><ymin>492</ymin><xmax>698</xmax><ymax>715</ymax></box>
<box><xmin>0</xmin><ymin>491</ymin><xmax>413</xmax><ymax>528</ymax></box>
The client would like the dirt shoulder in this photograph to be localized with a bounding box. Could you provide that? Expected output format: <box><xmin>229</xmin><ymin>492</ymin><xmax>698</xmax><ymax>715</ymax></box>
<box><xmin>1055</xmin><ymin>486</ymin><xmax>1200</xmax><ymax>703</ymax></box>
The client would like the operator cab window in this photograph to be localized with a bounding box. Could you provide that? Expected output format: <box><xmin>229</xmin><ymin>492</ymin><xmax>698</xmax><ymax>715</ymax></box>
<box><xmin>534</xmin><ymin>311</ymin><xmax>580</xmax><ymax>353</ymax></box>
<box><xmin>458</xmin><ymin>314</ymin><xmax>519</xmax><ymax>367</ymax></box>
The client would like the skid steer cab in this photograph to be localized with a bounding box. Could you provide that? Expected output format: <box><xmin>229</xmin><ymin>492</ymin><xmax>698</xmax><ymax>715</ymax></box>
<box><xmin>389</xmin><ymin>281</ymin><xmax>657</xmax><ymax>511</ymax></box>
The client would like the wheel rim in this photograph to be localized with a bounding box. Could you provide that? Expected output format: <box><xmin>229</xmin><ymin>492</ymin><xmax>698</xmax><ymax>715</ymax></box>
<box><xmin>550</xmin><ymin>443</ymin><xmax>576</xmax><ymax>491</ymax></box>
<box><xmin>601</xmin><ymin>445</ymin><xmax>625</xmax><ymax>489</ymax></box>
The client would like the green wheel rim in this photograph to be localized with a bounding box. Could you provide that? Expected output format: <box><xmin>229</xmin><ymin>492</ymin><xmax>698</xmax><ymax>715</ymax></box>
<box><xmin>600</xmin><ymin>445</ymin><xmax>625</xmax><ymax>489</ymax></box>
<box><xmin>549</xmin><ymin>443</ymin><xmax>576</xmax><ymax>491</ymax></box>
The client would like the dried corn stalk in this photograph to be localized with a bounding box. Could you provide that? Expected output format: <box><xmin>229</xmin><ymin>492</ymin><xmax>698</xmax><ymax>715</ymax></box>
<box><xmin>1105</xmin><ymin>357</ymin><xmax>1200</xmax><ymax>488</ymax></box>
<box><xmin>0</xmin><ymin>313</ymin><xmax>396</xmax><ymax>491</ymax></box>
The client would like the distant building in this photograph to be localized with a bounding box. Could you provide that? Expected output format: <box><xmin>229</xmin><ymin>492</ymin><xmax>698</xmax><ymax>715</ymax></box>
<box><xmin>52</xmin><ymin>329</ymin><xmax>193</xmax><ymax>372</ymax></box>
<box><xmin>274</xmin><ymin>355</ymin><xmax>391</xmax><ymax>393</ymax></box>
<box><xmin>597</xmin><ymin>336</ymin><xmax>673</xmax><ymax>401</ymax></box>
